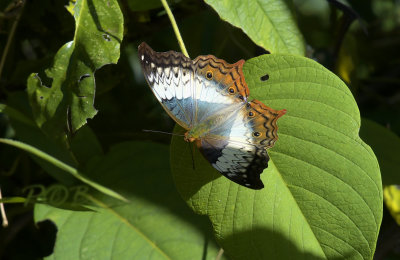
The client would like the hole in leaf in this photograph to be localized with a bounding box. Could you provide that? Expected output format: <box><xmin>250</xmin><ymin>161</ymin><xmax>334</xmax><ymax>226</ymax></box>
<box><xmin>79</xmin><ymin>74</ymin><xmax>90</xmax><ymax>83</ymax></box>
<box><xmin>102</xmin><ymin>34</ymin><xmax>111</xmax><ymax>41</ymax></box>
<box><xmin>260</xmin><ymin>74</ymin><xmax>269</xmax><ymax>81</ymax></box>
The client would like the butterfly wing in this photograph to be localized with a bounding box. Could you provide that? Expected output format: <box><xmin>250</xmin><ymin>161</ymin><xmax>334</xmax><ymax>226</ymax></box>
<box><xmin>139</xmin><ymin>42</ymin><xmax>286</xmax><ymax>190</ymax></box>
<box><xmin>138</xmin><ymin>42</ymin><xmax>250</xmax><ymax>129</ymax></box>
<box><xmin>197</xmin><ymin>100</ymin><xmax>286</xmax><ymax>189</ymax></box>
<box><xmin>191</xmin><ymin>55</ymin><xmax>249</xmax><ymax>124</ymax></box>
<box><xmin>138</xmin><ymin>43</ymin><xmax>195</xmax><ymax>129</ymax></box>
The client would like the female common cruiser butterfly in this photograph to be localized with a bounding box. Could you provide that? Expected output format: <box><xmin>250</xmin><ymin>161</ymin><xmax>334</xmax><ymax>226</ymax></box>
<box><xmin>138</xmin><ymin>42</ymin><xmax>286</xmax><ymax>189</ymax></box>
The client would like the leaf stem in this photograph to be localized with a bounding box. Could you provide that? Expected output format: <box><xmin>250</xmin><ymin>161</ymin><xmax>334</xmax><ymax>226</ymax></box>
<box><xmin>0</xmin><ymin>138</ymin><xmax>128</xmax><ymax>202</ymax></box>
<box><xmin>0</xmin><ymin>188</ymin><xmax>8</xmax><ymax>227</ymax></box>
<box><xmin>160</xmin><ymin>0</ymin><xmax>189</xmax><ymax>58</ymax></box>
<box><xmin>216</xmin><ymin>248</ymin><xmax>224</xmax><ymax>260</ymax></box>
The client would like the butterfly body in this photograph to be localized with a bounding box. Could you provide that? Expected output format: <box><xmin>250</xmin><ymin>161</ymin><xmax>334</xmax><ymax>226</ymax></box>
<box><xmin>138</xmin><ymin>42</ymin><xmax>286</xmax><ymax>189</ymax></box>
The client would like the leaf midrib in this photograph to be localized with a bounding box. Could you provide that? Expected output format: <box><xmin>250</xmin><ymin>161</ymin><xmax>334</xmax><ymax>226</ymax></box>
<box><xmin>91</xmin><ymin>197</ymin><xmax>172</xmax><ymax>260</ymax></box>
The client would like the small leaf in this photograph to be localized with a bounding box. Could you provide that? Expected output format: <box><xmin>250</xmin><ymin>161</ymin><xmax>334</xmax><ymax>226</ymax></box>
<box><xmin>27</xmin><ymin>0</ymin><xmax>123</xmax><ymax>141</ymax></box>
<box><xmin>204</xmin><ymin>0</ymin><xmax>305</xmax><ymax>55</ymax></box>
<box><xmin>171</xmin><ymin>54</ymin><xmax>382</xmax><ymax>259</ymax></box>
<box><xmin>383</xmin><ymin>185</ymin><xmax>400</xmax><ymax>226</ymax></box>
<box><xmin>35</xmin><ymin>142</ymin><xmax>225</xmax><ymax>260</ymax></box>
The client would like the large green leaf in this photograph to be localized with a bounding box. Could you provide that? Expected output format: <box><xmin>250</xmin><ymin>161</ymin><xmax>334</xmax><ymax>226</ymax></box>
<box><xmin>35</xmin><ymin>142</ymin><xmax>225</xmax><ymax>260</ymax></box>
<box><xmin>171</xmin><ymin>54</ymin><xmax>382</xmax><ymax>259</ymax></box>
<box><xmin>359</xmin><ymin>118</ymin><xmax>400</xmax><ymax>185</ymax></box>
<box><xmin>204</xmin><ymin>0</ymin><xmax>305</xmax><ymax>55</ymax></box>
<box><xmin>27</xmin><ymin>0</ymin><xmax>123</xmax><ymax>141</ymax></box>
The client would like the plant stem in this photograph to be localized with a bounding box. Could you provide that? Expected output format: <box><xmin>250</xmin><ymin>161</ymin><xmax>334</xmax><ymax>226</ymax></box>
<box><xmin>160</xmin><ymin>0</ymin><xmax>189</xmax><ymax>58</ymax></box>
<box><xmin>0</xmin><ymin>188</ymin><xmax>8</xmax><ymax>227</ymax></box>
<box><xmin>216</xmin><ymin>248</ymin><xmax>224</xmax><ymax>260</ymax></box>
<box><xmin>0</xmin><ymin>0</ymin><xmax>26</xmax><ymax>81</ymax></box>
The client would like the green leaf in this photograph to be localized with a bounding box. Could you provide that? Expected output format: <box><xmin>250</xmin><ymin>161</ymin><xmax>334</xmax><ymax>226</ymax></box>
<box><xmin>27</xmin><ymin>0</ymin><xmax>123</xmax><ymax>141</ymax></box>
<box><xmin>35</xmin><ymin>141</ymin><xmax>225</xmax><ymax>260</ymax></box>
<box><xmin>359</xmin><ymin>118</ymin><xmax>400</xmax><ymax>185</ymax></box>
<box><xmin>70</xmin><ymin>125</ymin><xmax>104</xmax><ymax>164</ymax></box>
<box><xmin>0</xmin><ymin>197</ymin><xmax>26</xmax><ymax>203</ymax></box>
<box><xmin>204</xmin><ymin>0</ymin><xmax>305</xmax><ymax>55</ymax></box>
<box><xmin>0</xmin><ymin>103</ymin><xmax>35</xmax><ymax>127</ymax></box>
<box><xmin>171</xmin><ymin>54</ymin><xmax>382</xmax><ymax>259</ymax></box>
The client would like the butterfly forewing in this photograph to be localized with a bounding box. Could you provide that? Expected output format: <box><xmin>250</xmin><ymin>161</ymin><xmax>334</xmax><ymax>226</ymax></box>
<box><xmin>191</xmin><ymin>56</ymin><xmax>249</xmax><ymax>125</ymax></box>
<box><xmin>138</xmin><ymin>43</ymin><xmax>195</xmax><ymax>129</ymax></box>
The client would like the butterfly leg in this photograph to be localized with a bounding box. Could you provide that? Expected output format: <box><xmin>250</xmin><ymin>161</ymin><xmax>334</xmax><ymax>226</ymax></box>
<box><xmin>188</xmin><ymin>141</ymin><xmax>196</xmax><ymax>170</ymax></box>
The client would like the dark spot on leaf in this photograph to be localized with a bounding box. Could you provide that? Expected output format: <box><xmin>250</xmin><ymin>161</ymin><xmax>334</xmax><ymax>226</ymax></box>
<box><xmin>103</xmin><ymin>34</ymin><xmax>111</xmax><ymax>41</ymax></box>
<box><xmin>260</xmin><ymin>74</ymin><xmax>269</xmax><ymax>81</ymax></box>
<box><xmin>39</xmin><ymin>96</ymin><xmax>44</xmax><ymax>99</ymax></box>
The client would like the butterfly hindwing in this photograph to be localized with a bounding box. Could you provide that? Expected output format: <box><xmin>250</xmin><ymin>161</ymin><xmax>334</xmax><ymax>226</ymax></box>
<box><xmin>197</xmin><ymin>138</ymin><xmax>267</xmax><ymax>189</ymax></box>
<box><xmin>198</xmin><ymin>100</ymin><xmax>286</xmax><ymax>189</ymax></box>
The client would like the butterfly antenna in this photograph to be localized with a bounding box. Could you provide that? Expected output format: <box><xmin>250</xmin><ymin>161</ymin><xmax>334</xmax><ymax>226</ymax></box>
<box><xmin>188</xmin><ymin>142</ymin><xmax>196</xmax><ymax>170</ymax></box>
<box><xmin>142</xmin><ymin>129</ymin><xmax>185</xmax><ymax>137</ymax></box>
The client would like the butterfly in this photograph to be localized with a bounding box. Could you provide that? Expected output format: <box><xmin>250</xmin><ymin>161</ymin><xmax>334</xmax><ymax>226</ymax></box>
<box><xmin>138</xmin><ymin>42</ymin><xmax>286</xmax><ymax>189</ymax></box>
